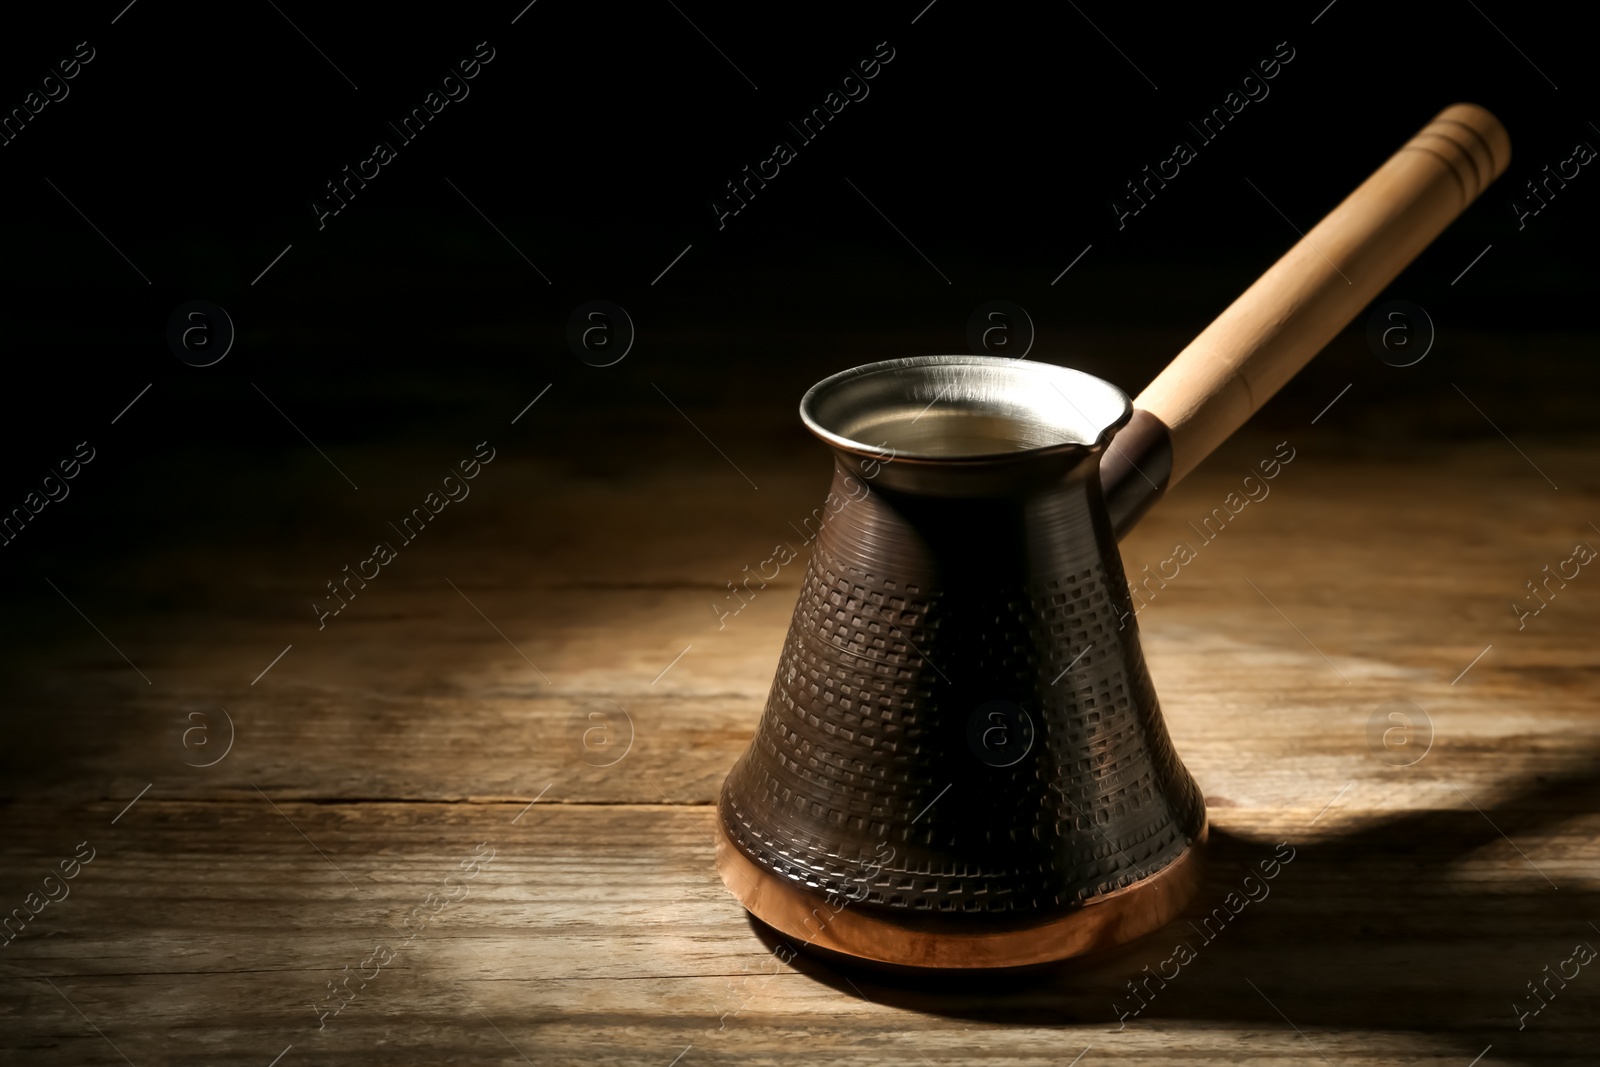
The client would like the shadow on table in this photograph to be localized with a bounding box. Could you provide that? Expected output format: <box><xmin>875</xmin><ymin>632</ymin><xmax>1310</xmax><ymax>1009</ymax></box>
<box><xmin>746</xmin><ymin>753</ymin><xmax>1600</xmax><ymax>1064</ymax></box>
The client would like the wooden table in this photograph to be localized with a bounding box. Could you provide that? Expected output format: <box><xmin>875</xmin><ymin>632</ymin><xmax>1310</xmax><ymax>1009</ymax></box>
<box><xmin>3</xmin><ymin>382</ymin><xmax>1598</xmax><ymax>1065</ymax></box>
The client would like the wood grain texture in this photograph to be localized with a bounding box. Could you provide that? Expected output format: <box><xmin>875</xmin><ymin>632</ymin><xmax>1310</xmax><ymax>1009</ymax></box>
<box><xmin>2</xmin><ymin>417</ymin><xmax>1599</xmax><ymax>1066</ymax></box>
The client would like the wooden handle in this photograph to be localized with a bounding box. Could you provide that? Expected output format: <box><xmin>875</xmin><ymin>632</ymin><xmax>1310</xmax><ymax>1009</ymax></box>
<box><xmin>1137</xmin><ymin>102</ymin><xmax>1510</xmax><ymax>485</ymax></box>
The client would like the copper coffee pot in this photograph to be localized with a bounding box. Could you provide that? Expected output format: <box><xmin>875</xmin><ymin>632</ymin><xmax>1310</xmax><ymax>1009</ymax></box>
<box><xmin>716</xmin><ymin>104</ymin><xmax>1510</xmax><ymax>969</ymax></box>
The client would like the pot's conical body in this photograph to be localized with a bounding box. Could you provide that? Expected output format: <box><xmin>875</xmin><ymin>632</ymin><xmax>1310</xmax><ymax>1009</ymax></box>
<box><xmin>715</xmin><ymin>356</ymin><xmax>1207</xmax><ymax>970</ymax></box>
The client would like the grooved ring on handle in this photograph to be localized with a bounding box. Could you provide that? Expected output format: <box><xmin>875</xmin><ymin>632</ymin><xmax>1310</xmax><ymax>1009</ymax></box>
<box><xmin>1401</xmin><ymin>104</ymin><xmax>1513</xmax><ymax>206</ymax></box>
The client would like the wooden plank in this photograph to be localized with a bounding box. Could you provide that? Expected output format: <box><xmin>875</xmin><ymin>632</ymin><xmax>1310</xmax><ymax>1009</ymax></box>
<box><xmin>3</xmin><ymin>427</ymin><xmax>1599</xmax><ymax>1063</ymax></box>
<box><xmin>4</xmin><ymin>801</ymin><xmax>1599</xmax><ymax>1064</ymax></box>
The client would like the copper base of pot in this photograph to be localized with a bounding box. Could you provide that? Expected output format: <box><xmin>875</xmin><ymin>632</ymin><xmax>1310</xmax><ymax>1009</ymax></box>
<box><xmin>715</xmin><ymin>819</ymin><xmax>1208</xmax><ymax>970</ymax></box>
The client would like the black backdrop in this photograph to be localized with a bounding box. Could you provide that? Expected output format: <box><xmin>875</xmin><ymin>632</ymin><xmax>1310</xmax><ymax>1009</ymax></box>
<box><xmin>0</xmin><ymin>0</ymin><xmax>1593</xmax><ymax>585</ymax></box>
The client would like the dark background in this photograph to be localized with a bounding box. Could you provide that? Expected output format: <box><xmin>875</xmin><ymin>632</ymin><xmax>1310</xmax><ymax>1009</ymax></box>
<box><xmin>0</xmin><ymin>0</ymin><xmax>1592</xmax><ymax>593</ymax></box>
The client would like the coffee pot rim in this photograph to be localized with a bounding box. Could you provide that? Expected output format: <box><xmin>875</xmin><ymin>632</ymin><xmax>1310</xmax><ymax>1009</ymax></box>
<box><xmin>799</xmin><ymin>354</ymin><xmax>1134</xmax><ymax>464</ymax></box>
